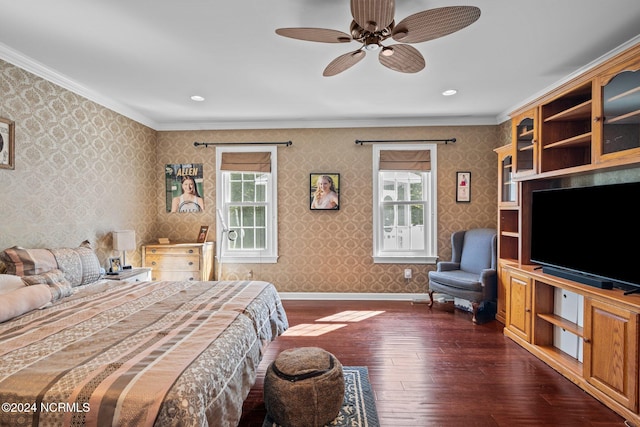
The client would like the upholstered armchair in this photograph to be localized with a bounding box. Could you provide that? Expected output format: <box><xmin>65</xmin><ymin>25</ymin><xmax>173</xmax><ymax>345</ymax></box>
<box><xmin>428</xmin><ymin>228</ymin><xmax>497</xmax><ymax>323</ymax></box>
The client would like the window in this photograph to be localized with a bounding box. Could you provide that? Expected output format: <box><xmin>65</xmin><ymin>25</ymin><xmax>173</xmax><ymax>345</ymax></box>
<box><xmin>216</xmin><ymin>146</ymin><xmax>278</xmax><ymax>263</ymax></box>
<box><xmin>372</xmin><ymin>144</ymin><xmax>437</xmax><ymax>263</ymax></box>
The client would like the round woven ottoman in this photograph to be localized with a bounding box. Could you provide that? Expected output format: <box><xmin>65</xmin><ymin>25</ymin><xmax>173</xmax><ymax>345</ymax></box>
<box><xmin>264</xmin><ymin>347</ymin><xmax>344</xmax><ymax>427</ymax></box>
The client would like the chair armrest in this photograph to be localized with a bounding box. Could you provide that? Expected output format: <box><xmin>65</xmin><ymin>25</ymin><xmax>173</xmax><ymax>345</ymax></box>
<box><xmin>479</xmin><ymin>269</ymin><xmax>497</xmax><ymax>285</ymax></box>
<box><xmin>437</xmin><ymin>262</ymin><xmax>460</xmax><ymax>272</ymax></box>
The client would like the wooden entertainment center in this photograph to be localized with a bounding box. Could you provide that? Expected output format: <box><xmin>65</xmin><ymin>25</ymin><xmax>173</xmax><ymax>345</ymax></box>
<box><xmin>496</xmin><ymin>41</ymin><xmax>640</xmax><ymax>422</ymax></box>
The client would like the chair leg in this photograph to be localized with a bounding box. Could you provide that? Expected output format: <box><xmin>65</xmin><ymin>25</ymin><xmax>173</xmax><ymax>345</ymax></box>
<box><xmin>427</xmin><ymin>290</ymin><xmax>435</xmax><ymax>308</ymax></box>
<box><xmin>471</xmin><ymin>302</ymin><xmax>479</xmax><ymax>324</ymax></box>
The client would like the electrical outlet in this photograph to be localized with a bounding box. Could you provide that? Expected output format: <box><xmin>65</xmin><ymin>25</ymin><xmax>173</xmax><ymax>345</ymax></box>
<box><xmin>404</xmin><ymin>268</ymin><xmax>412</xmax><ymax>279</ymax></box>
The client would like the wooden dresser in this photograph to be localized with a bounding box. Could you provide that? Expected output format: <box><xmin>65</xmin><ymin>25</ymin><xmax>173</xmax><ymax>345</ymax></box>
<box><xmin>142</xmin><ymin>242</ymin><xmax>215</xmax><ymax>281</ymax></box>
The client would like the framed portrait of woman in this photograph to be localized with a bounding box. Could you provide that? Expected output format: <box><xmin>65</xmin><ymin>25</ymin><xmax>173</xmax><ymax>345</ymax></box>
<box><xmin>310</xmin><ymin>173</ymin><xmax>340</xmax><ymax>210</ymax></box>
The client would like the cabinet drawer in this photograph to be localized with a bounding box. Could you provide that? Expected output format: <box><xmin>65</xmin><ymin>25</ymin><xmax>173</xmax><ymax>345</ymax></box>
<box><xmin>151</xmin><ymin>270</ymin><xmax>200</xmax><ymax>281</ymax></box>
<box><xmin>145</xmin><ymin>247</ymin><xmax>201</xmax><ymax>256</ymax></box>
<box><xmin>145</xmin><ymin>254</ymin><xmax>200</xmax><ymax>271</ymax></box>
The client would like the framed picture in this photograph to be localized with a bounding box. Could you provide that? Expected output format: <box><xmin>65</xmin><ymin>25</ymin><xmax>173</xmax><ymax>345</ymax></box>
<box><xmin>108</xmin><ymin>257</ymin><xmax>122</xmax><ymax>273</ymax></box>
<box><xmin>0</xmin><ymin>117</ymin><xmax>15</xmax><ymax>170</ymax></box>
<box><xmin>197</xmin><ymin>225</ymin><xmax>209</xmax><ymax>243</ymax></box>
<box><xmin>165</xmin><ymin>163</ymin><xmax>205</xmax><ymax>213</ymax></box>
<box><xmin>456</xmin><ymin>171</ymin><xmax>471</xmax><ymax>203</ymax></box>
<box><xmin>310</xmin><ymin>173</ymin><xmax>340</xmax><ymax>210</ymax></box>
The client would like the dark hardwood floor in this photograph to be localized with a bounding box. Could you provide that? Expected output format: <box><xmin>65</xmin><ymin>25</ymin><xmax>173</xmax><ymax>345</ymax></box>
<box><xmin>240</xmin><ymin>300</ymin><xmax>627</xmax><ymax>426</ymax></box>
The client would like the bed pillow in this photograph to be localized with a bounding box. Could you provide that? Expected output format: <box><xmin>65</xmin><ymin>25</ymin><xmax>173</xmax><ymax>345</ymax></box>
<box><xmin>0</xmin><ymin>284</ymin><xmax>52</xmax><ymax>323</ymax></box>
<box><xmin>0</xmin><ymin>274</ymin><xmax>26</xmax><ymax>295</ymax></box>
<box><xmin>0</xmin><ymin>246</ymin><xmax>57</xmax><ymax>276</ymax></box>
<box><xmin>22</xmin><ymin>269</ymin><xmax>73</xmax><ymax>301</ymax></box>
<box><xmin>51</xmin><ymin>241</ymin><xmax>101</xmax><ymax>286</ymax></box>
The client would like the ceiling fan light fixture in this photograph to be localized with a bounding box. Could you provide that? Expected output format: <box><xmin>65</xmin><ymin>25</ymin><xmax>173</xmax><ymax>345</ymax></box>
<box><xmin>442</xmin><ymin>89</ymin><xmax>458</xmax><ymax>96</ymax></box>
<box><xmin>381</xmin><ymin>46</ymin><xmax>394</xmax><ymax>57</ymax></box>
<box><xmin>190</xmin><ymin>95</ymin><xmax>205</xmax><ymax>102</ymax></box>
<box><xmin>365</xmin><ymin>43</ymin><xmax>379</xmax><ymax>51</ymax></box>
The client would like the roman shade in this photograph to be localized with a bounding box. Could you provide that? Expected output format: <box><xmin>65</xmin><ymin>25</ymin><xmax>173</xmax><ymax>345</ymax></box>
<box><xmin>220</xmin><ymin>152</ymin><xmax>271</xmax><ymax>172</ymax></box>
<box><xmin>379</xmin><ymin>150</ymin><xmax>431</xmax><ymax>171</ymax></box>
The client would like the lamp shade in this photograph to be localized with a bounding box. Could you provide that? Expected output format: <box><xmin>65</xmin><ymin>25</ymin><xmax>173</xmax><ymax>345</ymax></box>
<box><xmin>113</xmin><ymin>230</ymin><xmax>136</xmax><ymax>251</ymax></box>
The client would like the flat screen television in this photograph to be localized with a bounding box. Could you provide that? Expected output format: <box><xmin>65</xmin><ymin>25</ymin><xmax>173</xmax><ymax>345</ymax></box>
<box><xmin>531</xmin><ymin>181</ymin><xmax>640</xmax><ymax>292</ymax></box>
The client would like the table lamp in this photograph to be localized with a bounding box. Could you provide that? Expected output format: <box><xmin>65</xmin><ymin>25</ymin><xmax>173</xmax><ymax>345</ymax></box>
<box><xmin>113</xmin><ymin>230</ymin><xmax>136</xmax><ymax>269</ymax></box>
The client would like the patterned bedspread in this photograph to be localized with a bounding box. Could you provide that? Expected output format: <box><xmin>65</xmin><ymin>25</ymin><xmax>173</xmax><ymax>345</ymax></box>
<box><xmin>0</xmin><ymin>279</ymin><xmax>288</xmax><ymax>427</ymax></box>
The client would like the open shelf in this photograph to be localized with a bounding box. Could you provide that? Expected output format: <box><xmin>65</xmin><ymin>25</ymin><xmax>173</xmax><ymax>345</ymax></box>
<box><xmin>544</xmin><ymin>132</ymin><xmax>592</xmax><ymax>149</ymax></box>
<box><xmin>536</xmin><ymin>345</ymin><xmax>583</xmax><ymax>376</ymax></box>
<box><xmin>537</xmin><ymin>313</ymin><xmax>584</xmax><ymax>337</ymax></box>
<box><xmin>544</xmin><ymin>100</ymin><xmax>592</xmax><ymax>122</ymax></box>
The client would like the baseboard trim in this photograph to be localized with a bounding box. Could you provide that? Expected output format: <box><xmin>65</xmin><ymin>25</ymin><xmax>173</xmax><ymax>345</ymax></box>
<box><xmin>279</xmin><ymin>292</ymin><xmax>433</xmax><ymax>301</ymax></box>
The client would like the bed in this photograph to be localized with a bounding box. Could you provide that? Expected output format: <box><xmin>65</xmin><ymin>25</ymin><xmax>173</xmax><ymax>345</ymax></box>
<box><xmin>0</xmin><ymin>244</ymin><xmax>289</xmax><ymax>427</ymax></box>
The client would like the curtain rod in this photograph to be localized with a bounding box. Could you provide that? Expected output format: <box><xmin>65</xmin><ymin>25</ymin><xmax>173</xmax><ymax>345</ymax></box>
<box><xmin>194</xmin><ymin>141</ymin><xmax>292</xmax><ymax>148</ymax></box>
<box><xmin>355</xmin><ymin>138</ymin><xmax>456</xmax><ymax>145</ymax></box>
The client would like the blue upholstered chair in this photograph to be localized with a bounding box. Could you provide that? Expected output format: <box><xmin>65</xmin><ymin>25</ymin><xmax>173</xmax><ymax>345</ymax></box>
<box><xmin>428</xmin><ymin>228</ymin><xmax>497</xmax><ymax>323</ymax></box>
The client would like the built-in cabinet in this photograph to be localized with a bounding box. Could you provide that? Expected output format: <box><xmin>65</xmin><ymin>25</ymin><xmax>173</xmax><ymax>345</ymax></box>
<box><xmin>497</xmin><ymin>42</ymin><xmax>640</xmax><ymax>423</ymax></box>
<box><xmin>503</xmin><ymin>265</ymin><xmax>640</xmax><ymax>420</ymax></box>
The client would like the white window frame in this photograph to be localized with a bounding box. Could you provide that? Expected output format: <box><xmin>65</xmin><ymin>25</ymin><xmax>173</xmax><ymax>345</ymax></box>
<box><xmin>216</xmin><ymin>146</ymin><xmax>278</xmax><ymax>264</ymax></box>
<box><xmin>372</xmin><ymin>144</ymin><xmax>438</xmax><ymax>264</ymax></box>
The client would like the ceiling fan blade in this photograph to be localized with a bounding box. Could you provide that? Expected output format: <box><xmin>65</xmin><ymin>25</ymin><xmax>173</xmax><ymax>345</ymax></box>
<box><xmin>276</xmin><ymin>28</ymin><xmax>352</xmax><ymax>43</ymax></box>
<box><xmin>351</xmin><ymin>0</ymin><xmax>395</xmax><ymax>33</ymax></box>
<box><xmin>323</xmin><ymin>49</ymin><xmax>366</xmax><ymax>76</ymax></box>
<box><xmin>392</xmin><ymin>6</ymin><xmax>481</xmax><ymax>44</ymax></box>
<box><xmin>378</xmin><ymin>44</ymin><xmax>425</xmax><ymax>73</ymax></box>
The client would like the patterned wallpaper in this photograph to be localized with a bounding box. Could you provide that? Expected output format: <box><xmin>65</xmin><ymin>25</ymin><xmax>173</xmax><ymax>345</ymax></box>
<box><xmin>1</xmin><ymin>58</ymin><xmax>502</xmax><ymax>293</ymax></box>
<box><xmin>156</xmin><ymin>126</ymin><xmax>501</xmax><ymax>293</ymax></box>
<box><xmin>0</xmin><ymin>59</ymin><xmax>157</xmax><ymax>268</ymax></box>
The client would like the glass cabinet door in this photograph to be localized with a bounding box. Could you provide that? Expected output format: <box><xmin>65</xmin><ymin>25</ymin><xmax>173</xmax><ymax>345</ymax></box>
<box><xmin>600</xmin><ymin>69</ymin><xmax>640</xmax><ymax>158</ymax></box>
<box><xmin>501</xmin><ymin>154</ymin><xmax>516</xmax><ymax>203</ymax></box>
<box><xmin>513</xmin><ymin>110</ymin><xmax>537</xmax><ymax>176</ymax></box>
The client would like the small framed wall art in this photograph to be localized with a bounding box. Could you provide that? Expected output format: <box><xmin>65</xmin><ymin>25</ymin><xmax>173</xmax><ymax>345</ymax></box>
<box><xmin>310</xmin><ymin>173</ymin><xmax>340</xmax><ymax>210</ymax></box>
<box><xmin>0</xmin><ymin>117</ymin><xmax>15</xmax><ymax>170</ymax></box>
<box><xmin>197</xmin><ymin>225</ymin><xmax>209</xmax><ymax>243</ymax></box>
<box><xmin>456</xmin><ymin>171</ymin><xmax>471</xmax><ymax>203</ymax></box>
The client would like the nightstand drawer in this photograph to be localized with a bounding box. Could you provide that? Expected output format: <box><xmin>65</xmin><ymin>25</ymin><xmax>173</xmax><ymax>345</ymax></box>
<box><xmin>145</xmin><ymin>254</ymin><xmax>200</xmax><ymax>271</ymax></box>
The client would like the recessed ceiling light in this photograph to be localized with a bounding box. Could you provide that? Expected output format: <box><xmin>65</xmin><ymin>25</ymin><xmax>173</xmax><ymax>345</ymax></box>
<box><xmin>442</xmin><ymin>89</ymin><xmax>457</xmax><ymax>96</ymax></box>
<box><xmin>190</xmin><ymin>95</ymin><xmax>205</xmax><ymax>102</ymax></box>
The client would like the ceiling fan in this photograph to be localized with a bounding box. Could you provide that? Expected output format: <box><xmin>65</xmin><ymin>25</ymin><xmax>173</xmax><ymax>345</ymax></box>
<box><xmin>275</xmin><ymin>0</ymin><xmax>480</xmax><ymax>76</ymax></box>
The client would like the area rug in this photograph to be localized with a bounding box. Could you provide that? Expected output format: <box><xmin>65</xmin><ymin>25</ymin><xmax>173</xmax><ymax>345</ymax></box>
<box><xmin>263</xmin><ymin>366</ymin><xmax>380</xmax><ymax>427</ymax></box>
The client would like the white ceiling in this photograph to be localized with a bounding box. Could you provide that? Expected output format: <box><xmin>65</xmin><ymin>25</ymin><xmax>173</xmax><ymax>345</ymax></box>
<box><xmin>1</xmin><ymin>0</ymin><xmax>639</xmax><ymax>131</ymax></box>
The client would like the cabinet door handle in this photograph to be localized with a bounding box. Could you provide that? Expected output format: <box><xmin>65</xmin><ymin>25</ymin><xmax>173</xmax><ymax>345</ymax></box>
<box><xmin>525</xmin><ymin>308</ymin><xmax>531</xmax><ymax>313</ymax></box>
<box><xmin>593</xmin><ymin>116</ymin><xmax>601</xmax><ymax>122</ymax></box>
<box><xmin>583</xmin><ymin>337</ymin><xmax>591</xmax><ymax>343</ymax></box>
<box><xmin>151</xmin><ymin>249</ymin><xmax>157</xmax><ymax>253</ymax></box>
<box><xmin>188</xmin><ymin>249</ymin><xmax>194</xmax><ymax>253</ymax></box>
<box><xmin>188</xmin><ymin>262</ymin><xmax>194</xmax><ymax>266</ymax></box>
<box><xmin>152</xmin><ymin>261</ymin><xmax>157</xmax><ymax>266</ymax></box>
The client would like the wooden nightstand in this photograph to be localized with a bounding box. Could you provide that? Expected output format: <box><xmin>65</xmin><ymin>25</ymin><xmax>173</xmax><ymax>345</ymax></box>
<box><xmin>103</xmin><ymin>267</ymin><xmax>152</xmax><ymax>284</ymax></box>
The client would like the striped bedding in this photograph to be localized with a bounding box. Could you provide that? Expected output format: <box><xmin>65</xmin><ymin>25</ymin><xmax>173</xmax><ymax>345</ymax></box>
<box><xmin>0</xmin><ymin>279</ymin><xmax>288</xmax><ymax>427</ymax></box>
